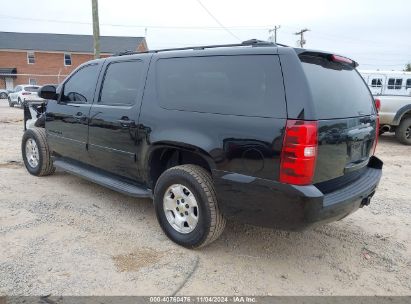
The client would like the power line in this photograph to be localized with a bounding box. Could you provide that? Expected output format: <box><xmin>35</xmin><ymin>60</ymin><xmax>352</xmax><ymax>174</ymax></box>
<box><xmin>195</xmin><ymin>0</ymin><xmax>241</xmax><ymax>41</ymax></box>
<box><xmin>0</xmin><ymin>14</ymin><xmax>270</xmax><ymax>31</ymax></box>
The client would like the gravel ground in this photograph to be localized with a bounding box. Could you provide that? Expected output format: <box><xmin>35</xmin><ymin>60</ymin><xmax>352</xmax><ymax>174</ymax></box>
<box><xmin>0</xmin><ymin>100</ymin><xmax>410</xmax><ymax>296</ymax></box>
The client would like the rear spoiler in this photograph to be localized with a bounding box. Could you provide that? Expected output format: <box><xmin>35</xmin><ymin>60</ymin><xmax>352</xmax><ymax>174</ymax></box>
<box><xmin>296</xmin><ymin>50</ymin><xmax>359</xmax><ymax>68</ymax></box>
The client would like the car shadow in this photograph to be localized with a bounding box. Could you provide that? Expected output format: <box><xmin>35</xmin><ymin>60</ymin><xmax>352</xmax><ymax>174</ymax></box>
<box><xmin>52</xmin><ymin>169</ymin><xmax>400</xmax><ymax>268</ymax></box>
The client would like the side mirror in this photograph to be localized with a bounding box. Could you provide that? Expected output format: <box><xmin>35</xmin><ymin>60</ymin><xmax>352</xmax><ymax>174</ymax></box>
<box><xmin>39</xmin><ymin>85</ymin><xmax>58</xmax><ymax>100</ymax></box>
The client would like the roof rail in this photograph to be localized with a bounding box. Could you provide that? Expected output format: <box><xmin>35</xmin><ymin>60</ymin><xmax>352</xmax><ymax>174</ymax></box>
<box><xmin>114</xmin><ymin>39</ymin><xmax>277</xmax><ymax>56</ymax></box>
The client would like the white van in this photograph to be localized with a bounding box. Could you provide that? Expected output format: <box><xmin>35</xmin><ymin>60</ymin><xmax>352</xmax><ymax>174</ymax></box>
<box><xmin>360</xmin><ymin>70</ymin><xmax>411</xmax><ymax>96</ymax></box>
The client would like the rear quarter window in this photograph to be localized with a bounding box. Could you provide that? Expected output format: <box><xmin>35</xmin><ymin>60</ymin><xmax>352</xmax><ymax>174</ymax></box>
<box><xmin>300</xmin><ymin>55</ymin><xmax>374</xmax><ymax>119</ymax></box>
<box><xmin>156</xmin><ymin>55</ymin><xmax>286</xmax><ymax>118</ymax></box>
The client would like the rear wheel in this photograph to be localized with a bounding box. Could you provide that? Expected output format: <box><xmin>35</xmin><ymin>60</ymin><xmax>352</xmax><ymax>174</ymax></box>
<box><xmin>22</xmin><ymin>128</ymin><xmax>55</xmax><ymax>176</ymax></box>
<box><xmin>154</xmin><ymin>164</ymin><xmax>226</xmax><ymax>248</ymax></box>
<box><xmin>395</xmin><ymin>117</ymin><xmax>411</xmax><ymax>145</ymax></box>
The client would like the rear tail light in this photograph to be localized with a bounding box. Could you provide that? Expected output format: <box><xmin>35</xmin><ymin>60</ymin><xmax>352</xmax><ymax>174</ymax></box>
<box><xmin>330</xmin><ymin>54</ymin><xmax>353</xmax><ymax>64</ymax></box>
<box><xmin>280</xmin><ymin>120</ymin><xmax>318</xmax><ymax>185</ymax></box>
<box><xmin>22</xmin><ymin>92</ymin><xmax>31</xmax><ymax>95</ymax></box>
<box><xmin>373</xmin><ymin>116</ymin><xmax>379</xmax><ymax>155</ymax></box>
<box><xmin>374</xmin><ymin>98</ymin><xmax>381</xmax><ymax>112</ymax></box>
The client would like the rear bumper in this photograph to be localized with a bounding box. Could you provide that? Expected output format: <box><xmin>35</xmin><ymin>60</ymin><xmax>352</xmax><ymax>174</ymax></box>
<box><xmin>213</xmin><ymin>156</ymin><xmax>383</xmax><ymax>230</ymax></box>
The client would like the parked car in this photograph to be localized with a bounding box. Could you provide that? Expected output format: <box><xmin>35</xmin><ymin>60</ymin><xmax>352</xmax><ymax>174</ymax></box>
<box><xmin>8</xmin><ymin>85</ymin><xmax>43</xmax><ymax>107</ymax></box>
<box><xmin>0</xmin><ymin>89</ymin><xmax>9</xmax><ymax>99</ymax></box>
<box><xmin>375</xmin><ymin>95</ymin><xmax>411</xmax><ymax>144</ymax></box>
<box><xmin>21</xmin><ymin>39</ymin><xmax>383</xmax><ymax>248</ymax></box>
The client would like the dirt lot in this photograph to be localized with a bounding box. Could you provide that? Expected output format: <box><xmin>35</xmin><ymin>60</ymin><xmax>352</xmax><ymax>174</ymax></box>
<box><xmin>0</xmin><ymin>100</ymin><xmax>410</xmax><ymax>296</ymax></box>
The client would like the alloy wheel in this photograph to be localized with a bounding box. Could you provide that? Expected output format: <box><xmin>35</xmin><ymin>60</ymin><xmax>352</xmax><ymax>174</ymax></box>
<box><xmin>163</xmin><ymin>184</ymin><xmax>199</xmax><ymax>234</ymax></box>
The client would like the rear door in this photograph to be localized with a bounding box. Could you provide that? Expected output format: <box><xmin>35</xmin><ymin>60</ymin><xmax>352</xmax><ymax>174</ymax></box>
<box><xmin>46</xmin><ymin>62</ymin><xmax>102</xmax><ymax>163</ymax></box>
<box><xmin>87</xmin><ymin>57</ymin><xmax>149</xmax><ymax>181</ymax></box>
<box><xmin>299</xmin><ymin>53</ymin><xmax>378</xmax><ymax>186</ymax></box>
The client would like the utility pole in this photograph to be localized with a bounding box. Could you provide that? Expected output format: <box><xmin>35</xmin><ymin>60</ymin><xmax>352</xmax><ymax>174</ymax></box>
<box><xmin>91</xmin><ymin>0</ymin><xmax>100</xmax><ymax>59</ymax></box>
<box><xmin>268</xmin><ymin>25</ymin><xmax>281</xmax><ymax>43</ymax></box>
<box><xmin>294</xmin><ymin>28</ymin><xmax>309</xmax><ymax>48</ymax></box>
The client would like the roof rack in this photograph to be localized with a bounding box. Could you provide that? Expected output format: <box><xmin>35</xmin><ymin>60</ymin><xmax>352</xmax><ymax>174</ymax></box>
<box><xmin>114</xmin><ymin>39</ymin><xmax>277</xmax><ymax>56</ymax></box>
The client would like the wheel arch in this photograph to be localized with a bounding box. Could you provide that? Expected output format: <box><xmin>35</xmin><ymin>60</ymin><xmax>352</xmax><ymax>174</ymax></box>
<box><xmin>146</xmin><ymin>142</ymin><xmax>216</xmax><ymax>189</ymax></box>
<box><xmin>392</xmin><ymin>104</ymin><xmax>411</xmax><ymax>125</ymax></box>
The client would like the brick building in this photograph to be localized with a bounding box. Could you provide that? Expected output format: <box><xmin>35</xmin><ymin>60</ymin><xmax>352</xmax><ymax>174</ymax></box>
<box><xmin>0</xmin><ymin>31</ymin><xmax>148</xmax><ymax>90</ymax></box>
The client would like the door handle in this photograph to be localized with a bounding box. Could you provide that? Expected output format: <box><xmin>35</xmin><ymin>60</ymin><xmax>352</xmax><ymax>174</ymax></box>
<box><xmin>117</xmin><ymin>119</ymin><xmax>136</xmax><ymax>128</ymax></box>
<box><xmin>73</xmin><ymin>112</ymin><xmax>86</xmax><ymax>120</ymax></box>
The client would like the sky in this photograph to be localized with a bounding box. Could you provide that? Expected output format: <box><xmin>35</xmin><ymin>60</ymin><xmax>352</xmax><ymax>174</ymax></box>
<box><xmin>0</xmin><ymin>0</ymin><xmax>410</xmax><ymax>71</ymax></box>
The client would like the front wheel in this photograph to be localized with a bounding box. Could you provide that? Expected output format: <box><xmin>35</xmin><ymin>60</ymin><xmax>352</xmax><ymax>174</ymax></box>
<box><xmin>154</xmin><ymin>164</ymin><xmax>226</xmax><ymax>248</ymax></box>
<box><xmin>22</xmin><ymin>128</ymin><xmax>55</xmax><ymax>176</ymax></box>
<box><xmin>0</xmin><ymin>92</ymin><xmax>7</xmax><ymax>99</ymax></box>
<box><xmin>395</xmin><ymin>117</ymin><xmax>411</xmax><ymax>145</ymax></box>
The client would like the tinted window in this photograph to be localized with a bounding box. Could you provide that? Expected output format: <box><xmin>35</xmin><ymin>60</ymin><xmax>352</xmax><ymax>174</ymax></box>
<box><xmin>407</xmin><ymin>79</ymin><xmax>411</xmax><ymax>89</ymax></box>
<box><xmin>24</xmin><ymin>86</ymin><xmax>39</xmax><ymax>92</ymax></box>
<box><xmin>156</xmin><ymin>55</ymin><xmax>286</xmax><ymax>117</ymax></box>
<box><xmin>395</xmin><ymin>78</ymin><xmax>402</xmax><ymax>89</ymax></box>
<box><xmin>388</xmin><ymin>78</ymin><xmax>403</xmax><ymax>90</ymax></box>
<box><xmin>371</xmin><ymin>78</ymin><xmax>382</xmax><ymax>87</ymax></box>
<box><xmin>300</xmin><ymin>55</ymin><xmax>373</xmax><ymax>119</ymax></box>
<box><xmin>61</xmin><ymin>64</ymin><xmax>100</xmax><ymax>104</ymax></box>
<box><xmin>100</xmin><ymin>61</ymin><xmax>143</xmax><ymax>105</ymax></box>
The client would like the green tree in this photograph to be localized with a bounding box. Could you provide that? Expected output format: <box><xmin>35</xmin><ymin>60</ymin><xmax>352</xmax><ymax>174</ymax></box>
<box><xmin>404</xmin><ymin>63</ymin><xmax>411</xmax><ymax>72</ymax></box>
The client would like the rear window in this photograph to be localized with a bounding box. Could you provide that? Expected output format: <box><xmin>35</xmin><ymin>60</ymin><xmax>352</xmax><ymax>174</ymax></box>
<box><xmin>24</xmin><ymin>86</ymin><xmax>39</xmax><ymax>92</ymax></box>
<box><xmin>156</xmin><ymin>55</ymin><xmax>286</xmax><ymax>118</ymax></box>
<box><xmin>300</xmin><ymin>55</ymin><xmax>373</xmax><ymax>119</ymax></box>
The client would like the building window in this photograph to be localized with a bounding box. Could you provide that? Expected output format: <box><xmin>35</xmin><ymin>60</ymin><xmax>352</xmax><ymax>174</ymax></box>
<box><xmin>388</xmin><ymin>78</ymin><xmax>403</xmax><ymax>90</ymax></box>
<box><xmin>29</xmin><ymin>78</ymin><xmax>37</xmax><ymax>85</ymax></box>
<box><xmin>27</xmin><ymin>52</ymin><xmax>35</xmax><ymax>64</ymax></box>
<box><xmin>64</xmin><ymin>53</ymin><xmax>72</xmax><ymax>66</ymax></box>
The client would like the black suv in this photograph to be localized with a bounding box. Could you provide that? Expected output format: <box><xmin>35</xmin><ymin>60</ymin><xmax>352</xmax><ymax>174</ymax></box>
<box><xmin>22</xmin><ymin>40</ymin><xmax>383</xmax><ymax>248</ymax></box>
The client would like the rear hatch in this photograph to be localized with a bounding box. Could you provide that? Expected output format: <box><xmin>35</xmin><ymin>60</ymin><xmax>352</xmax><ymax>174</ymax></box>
<box><xmin>299</xmin><ymin>52</ymin><xmax>378</xmax><ymax>192</ymax></box>
<box><xmin>23</xmin><ymin>86</ymin><xmax>41</xmax><ymax>97</ymax></box>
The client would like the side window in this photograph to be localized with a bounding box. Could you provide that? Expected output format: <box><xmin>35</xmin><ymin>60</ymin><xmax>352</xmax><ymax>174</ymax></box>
<box><xmin>388</xmin><ymin>78</ymin><xmax>394</xmax><ymax>89</ymax></box>
<box><xmin>371</xmin><ymin>78</ymin><xmax>382</xmax><ymax>87</ymax></box>
<box><xmin>61</xmin><ymin>64</ymin><xmax>100</xmax><ymax>104</ymax></box>
<box><xmin>156</xmin><ymin>55</ymin><xmax>286</xmax><ymax>117</ymax></box>
<box><xmin>388</xmin><ymin>78</ymin><xmax>403</xmax><ymax>90</ymax></box>
<box><xmin>99</xmin><ymin>60</ymin><xmax>143</xmax><ymax>106</ymax></box>
<box><xmin>395</xmin><ymin>78</ymin><xmax>402</xmax><ymax>90</ymax></box>
<box><xmin>406</xmin><ymin>79</ymin><xmax>411</xmax><ymax>90</ymax></box>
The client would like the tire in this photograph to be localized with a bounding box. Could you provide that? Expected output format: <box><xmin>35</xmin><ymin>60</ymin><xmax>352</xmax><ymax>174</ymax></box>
<box><xmin>395</xmin><ymin>117</ymin><xmax>411</xmax><ymax>145</ymax></box>
<box><xmin>22</xmin><ymin>128</ymin><xmax>55</xmax><ymax>176</ymax></box>
<box><xmin>154</xmin><ymin>164</ymin><xmax>226</xmax><ymax>248</ymax></box>
<box><xmin>0</xmin><ymin>92</ymin><xmax>7</xmax><ymax>99</ymax></box>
